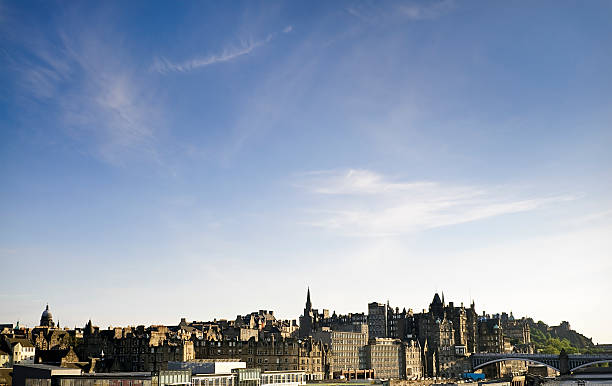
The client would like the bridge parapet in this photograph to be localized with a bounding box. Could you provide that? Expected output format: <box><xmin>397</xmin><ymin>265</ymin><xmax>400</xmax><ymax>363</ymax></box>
<box><xmin>472</xmin><ymin>353</ymin><xmax>561</xmax><ymax>372</ymax></box>
<box><xmin>567</xmin><ymin>354</ymin><xmax>612</xmax><ymax>371</ymax></box>
<box><xmin>471</xmin><ymin>353</ymin><xmax>612</xmax><ymax>374</ymax></box>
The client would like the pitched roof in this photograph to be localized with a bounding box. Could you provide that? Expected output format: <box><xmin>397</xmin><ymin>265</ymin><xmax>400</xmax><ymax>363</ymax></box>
<box><xmin>7</xmin><ymin>337</ymin><xmax>34</xmax><ymax>347</ymax></box>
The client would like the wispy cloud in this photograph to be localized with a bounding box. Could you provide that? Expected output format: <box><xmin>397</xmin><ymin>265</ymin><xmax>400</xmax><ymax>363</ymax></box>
<box><xmin>562</xmin><ymin>208</ymin><xmax>612</xmax><ymax>228</ymax></box>
<box><xmin>346</xmin><ymin>0</ymin><xmax>454</xmax><ymax>24</ymax></box>
<box><xmin>7</xmin><ymin>24</ymin><xmax>163</xmax><ymax>166</ymax></box>
<box><xmin>153</xmin><ymin>26</ymin><xmax>293</xmax><ymax>74</ymax></box>
<box><xmin>396</xmin><ymin>0</ymin><xmax>455</xmax><ymax>20</ymax></box>
<box><xmin>297</xmin><ymin>169</ymin><xmax>573</xmax><ymax>236</ymax></box>
<box><xmin>152</xmin><ymin>38</ymin><xmax>270</xmax><ymax>74</ymax></box>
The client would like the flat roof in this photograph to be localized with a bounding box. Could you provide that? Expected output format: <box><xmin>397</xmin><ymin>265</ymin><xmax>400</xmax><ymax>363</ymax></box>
<box><xmin>15</xmin><ymin>364</ymin><xmax>65</xmax><ymax>370</ymax></box>
<box><xmin>173</xmin><ymin>360</ymin><xmax>243</xmax><ymax>363</ymax></box>
<box><xmin>65</xmin><ymin>372</ymin><xmax>152</xmax><ymax>378</ymax></box>
<box><xmin>14</xmin><ymin>364</ymin><xmax>82</xmax><ymax>376</ymax></box>
<box><xmin>262</xmin><ymin>371</ymin><xmax>306</xmax><ymax>374</ymax></box>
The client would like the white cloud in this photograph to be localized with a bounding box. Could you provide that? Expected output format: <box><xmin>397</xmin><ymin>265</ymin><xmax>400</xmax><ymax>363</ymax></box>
<box><xmin>297</xmin><ymin>169</ymin><xmax>573</xmax><ymax>236</ymax></box>
<box><xmin>283</xmin><ymin>25</ymin><xmax>293</xmax><ymax>34</ymax></box>
<box><xmin>298</xmin><ymin>169</ymin><xmax>443</xmax><ymax>195</ymax></box>
<box><xmin>152</xmin><ymin>31</ymin><xmax>281</xmax><ymax>74</ymax></box>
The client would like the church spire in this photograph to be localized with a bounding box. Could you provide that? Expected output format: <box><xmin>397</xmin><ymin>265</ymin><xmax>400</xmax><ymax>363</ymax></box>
<box><xmin>305</xmin><ymin>287</ymin><xmax>312</xmax><ymax>311</ymax></box>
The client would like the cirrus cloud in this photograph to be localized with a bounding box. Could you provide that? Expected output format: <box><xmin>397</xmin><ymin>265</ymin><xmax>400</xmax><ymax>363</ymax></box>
<box><xmin>296</xmin><ymin>169</ymin><xmax>574</xmax><ymax>236</ymax></box>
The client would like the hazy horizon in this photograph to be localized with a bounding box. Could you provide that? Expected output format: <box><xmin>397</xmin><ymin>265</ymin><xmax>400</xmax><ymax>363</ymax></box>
<box><xmin>6</xmin><ymin>288</ymin><xmax>609</xmax><ymax>345</ymax></box>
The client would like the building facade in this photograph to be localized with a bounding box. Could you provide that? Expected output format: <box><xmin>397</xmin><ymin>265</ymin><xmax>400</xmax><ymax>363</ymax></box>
<box><xmin>365</xmin><ymin>338</ymin><xmax>401</xmax><ymax>379</ymax></box>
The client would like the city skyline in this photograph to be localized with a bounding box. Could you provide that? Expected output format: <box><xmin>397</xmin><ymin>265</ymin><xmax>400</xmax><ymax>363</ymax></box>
<box><xmin>1</xmin><ymin>0</ymin><xmax>611</xmax><ymax>347</ymax></box>
<box><xmin>5</xmin><ymin>288</ymin><xmax>607</xmax><ymax>345</ymax></box>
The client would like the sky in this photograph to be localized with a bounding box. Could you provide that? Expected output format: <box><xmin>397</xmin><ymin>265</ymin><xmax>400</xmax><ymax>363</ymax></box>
<box><xmin>1</xmin><ymin>1</ymin><xmax>611</xmax><ymax>343</ymax></box>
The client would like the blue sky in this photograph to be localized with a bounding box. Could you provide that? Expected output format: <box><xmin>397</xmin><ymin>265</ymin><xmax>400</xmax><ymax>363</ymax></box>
<box><xmin>1</xmin><ymin>1</ymin><xmax>611</xmax><ymax>343</ymax></box>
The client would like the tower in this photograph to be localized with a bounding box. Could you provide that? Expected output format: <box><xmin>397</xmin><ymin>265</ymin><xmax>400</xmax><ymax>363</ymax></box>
<box><xmin>299</xmin><ymin>287</ymin><xmax>315</xmax><ymax>338</ymax></box>
<box><xmin>429</xmin><ymin>293</ymin><xmax>444</xmax><ymax>320</ymax></box>
<box><xmin>305</xmin><ymin>287</ymin><xmax>312</xmax><ymax>313</ymax></box>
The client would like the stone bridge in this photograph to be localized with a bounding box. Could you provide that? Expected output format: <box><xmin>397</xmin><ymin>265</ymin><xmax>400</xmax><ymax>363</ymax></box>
<box><xmin>471</xmin><ymin>352</ymin><xmax>612</xmax><ymax>374</ymax></box>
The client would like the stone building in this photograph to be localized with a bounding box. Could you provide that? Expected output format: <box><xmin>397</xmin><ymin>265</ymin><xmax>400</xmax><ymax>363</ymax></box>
<box><xmin>478</xmin><ymin>318</ymin><xmax>506</xmax><ymax>353</ymax></box>
<box><xmin>388</xmin><ymin>308</ymin><xmax>416</xmax><ymax>341</ymax></box>
<box><xmin>412</xmin><ymin>294</ymin><xmax>461</xmax><ymax>377</ymax></box>
<box><xmin>79</xmin><ymin>321</ymin><xmax>194</xmax><ymax>372</ymax></box>
<box><xmin>312</xmin><ymin>325</ymin><xmax>368</xmax><ymax>375</ymax></box>
<box><xmin>28</xmin><ymin>305</ymin><xmax>81</xmax><ymax>353</ymax></box>
<box><xmin>444</xmin><ymin>302</ymin><xmax>468</xmax><ymax>349</ymax></box>
<box><xmin>365</xmin><ymin>338</ymin><xmax>401</xmax><ymax>379</ymax></box>
<box><xmin>466</xmin><ymin>302</ymin><xmax>479</xmax><ymax>353</ymax></box>
<box><xmin>401</xmin><ymin>340</ymin><xmax>422</xmax><ymax>380</ymax></box>
<box><xmin>367</xmin><ymin>303</ymin><xmax>390</xmax><ymax>339</ymax></box>
<box><xmin>31</xmin><ymin>328</ymin><xmax>74</xmax><ymax>351</ymax></box>
<box><xmin>193</xmin><ymin>336</ymin><xmax>328</xmax><ymax>378</ymax></box>
<box><xmin>319</xmin><ymin>312</ymin><xmax>367</xmax><ymax>332</ymax></box>
<box><xmin>223</xmin><ymin>327</ymin><xmax>259</xmax><ymax>342</ymax></box>
<box><xmin>500</xmin><ymin>314</ymin><xmax>533</xmax><ymax>353</ymax></box>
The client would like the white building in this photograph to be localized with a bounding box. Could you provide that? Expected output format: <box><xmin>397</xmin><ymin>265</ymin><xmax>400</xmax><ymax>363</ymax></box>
<box><xmin>2</xmin><ymin>337</ymin><xmax>35</xmax><ymax>366</ymax></box>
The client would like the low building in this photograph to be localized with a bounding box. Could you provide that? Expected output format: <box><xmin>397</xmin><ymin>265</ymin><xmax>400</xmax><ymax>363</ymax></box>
<box><xmin>192</xmin><ymin>368</ymin><xmax>305</xmax><ymax>386</ymax></box>
<box><xmin>12</xmin><ymin>364</ymin><xmax>81</xmax><ymax>386</ymax></box>
<box><xmin>13</xmin><ymin>364</ymin><xmax>191</xmax><ymax>386</ymax></box>
<box><xmin>0</xmin><ymin>338</ymin><xmax>35</xmax><ymax>366</ymax></box>
<box><xmin>260</xmin><ymin>371</ymin><xmax>305</xmax><ymax>386</ymax></box>
<box><xmin>169</xmin><ymin>360</ymin><xmax>246</xmax><ymax>375</ymax></box>
<box><xmin>332</xmin><ymin>369</ymin><xmax>374</xmax><ymax>380</ymax></box>
<box><xmin>192</xmin><ymin>372</ymin><xmax>238</xmax><ymax>386</ymax></box>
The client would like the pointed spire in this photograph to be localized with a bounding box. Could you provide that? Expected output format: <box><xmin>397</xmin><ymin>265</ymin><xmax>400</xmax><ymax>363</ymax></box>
<box><xmin>432</xmin><ymin>293</ymin><xmax>442</xmax><ymax>305</ymax></box>
<box><xmin>305</xmin><ymin>287</ymin><xmax>312</xmax><ymax>311</ymax></box>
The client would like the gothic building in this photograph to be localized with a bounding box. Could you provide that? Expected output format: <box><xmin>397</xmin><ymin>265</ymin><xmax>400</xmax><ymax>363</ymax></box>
<box><xmin>298</xmin><ymin>288</ymin><xmax>326</xmax><ymax>338</ymax></box>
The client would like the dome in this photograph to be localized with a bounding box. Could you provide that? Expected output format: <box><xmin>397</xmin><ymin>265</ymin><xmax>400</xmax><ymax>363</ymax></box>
<box><xmin>42</xmin><ymin>305</ymin><xmax>52</xmax><ymax>318</ymax></box>
<box><xmin>40</xmin><ymin>304</ymin><xmax>55</xmax><ymax>327</ymax></box>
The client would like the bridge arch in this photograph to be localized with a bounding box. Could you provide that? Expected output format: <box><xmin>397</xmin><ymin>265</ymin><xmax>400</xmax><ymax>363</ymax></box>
<box><xmin>473</xmin><ymin>358</ymin><xmax>560</xmax><ymax>372</ymax></box>
<box><xmin>570</xmin><ymin>360</ymin><xmax>612</xmax><ymax>372</ymax></box>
